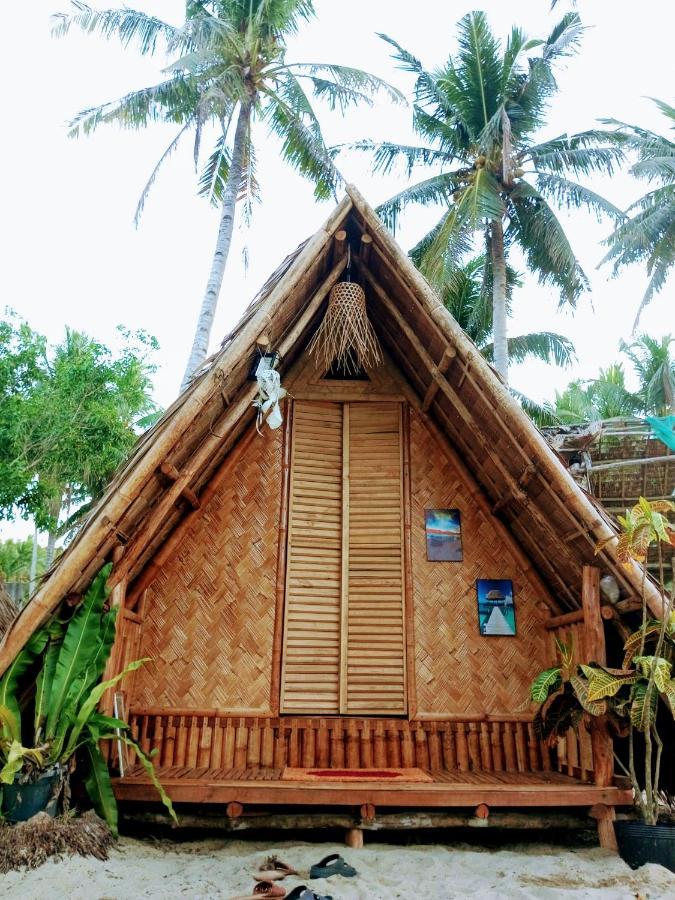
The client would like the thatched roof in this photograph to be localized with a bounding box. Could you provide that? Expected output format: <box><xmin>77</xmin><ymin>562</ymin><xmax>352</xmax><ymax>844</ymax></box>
<box><xmin>0</xmin><ymin>186</ymin><xmax>662</xmax><ymax>676</ymax></box>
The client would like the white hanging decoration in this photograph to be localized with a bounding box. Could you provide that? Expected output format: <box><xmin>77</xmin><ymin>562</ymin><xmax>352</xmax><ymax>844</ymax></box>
<box><xmin>253</xmin><ymin>367</ymin><xmax>286</xmax><ymax>432</ymax></box>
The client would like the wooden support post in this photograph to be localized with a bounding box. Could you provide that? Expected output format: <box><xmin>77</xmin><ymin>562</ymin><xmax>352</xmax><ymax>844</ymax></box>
<box><xmin>589</xmin><ymin>804</ymin><xmax>618</xmax><ymax>851</ymax></box>
<box><xmin>226</xmin><ymin>801</ymin><xmax>243</xmax><ymax>820</ymax></box>
<box><xmin>582</xmin><ymin>566</ymin><xmax>617</xmax><ymax>850</ymax></box>
<box><xmin>360</xmin><ymin>233</ymin><xmax>372</xmax><ymax>264</ymax></box>
<box><xmin>345</xmin><ymin>827</ymin><xmax>364</xmax><ymax>849</ymax></box>
<box><xmin>360</xmin><ymin>803</ymin><xmax>376</xmax><ymax>824</ymax></box>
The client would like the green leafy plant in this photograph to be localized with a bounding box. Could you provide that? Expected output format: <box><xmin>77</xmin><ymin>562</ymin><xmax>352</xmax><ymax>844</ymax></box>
<box><xmin>0</xmin><ymin>564</ymin><xmax>176</xmax><ymax>834</ymax></box>
<box><xmin>531</xmin><ymin>498</ymin><xmax>675</xmax><ymax>825</ymax></box>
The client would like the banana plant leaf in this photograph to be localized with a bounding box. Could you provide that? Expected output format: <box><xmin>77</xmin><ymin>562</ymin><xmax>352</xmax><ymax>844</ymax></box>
<box><xmin>34</xmin><ymin>620</ymin><xmax>66</xmax><ymax>744</ymax></box>
<box><xmin>61</xmin><ymin>658</ymin><xmax>148</xmax><ymax>763</ymax></box>
<box><xmin>0</xmin><ymin>629</ymin><xmax>49</xmax><ymax>742</ymax></box>
<box><xmin>45</xmin><ymin>564</ymin><xmax>111</xmax><ymax>739</ymax></box>
<box><xmin>84</xmin><ymin>742</ymin><xmax>119</xmax><ymax>835</ymax></box>
<box><xmin>0</xmin><ymin>740</ymin><xmax>45</xmax><ymax>785</ymax></box>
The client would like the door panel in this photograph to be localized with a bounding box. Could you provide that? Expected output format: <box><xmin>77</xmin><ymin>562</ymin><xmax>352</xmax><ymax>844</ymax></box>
<box><xmin>346</xmin><ymin>403</ymin><xmax>406</xmax><ymax>714</ymax></box>
<box><xmin>280</xmin><ymin>402</ymin><xmax>343</xmax><ymax>713</ymax></box>
<box><xmin>280</xmin><ymin>400</ymin><xmax>406</xmax><ymax>715</ymax></box>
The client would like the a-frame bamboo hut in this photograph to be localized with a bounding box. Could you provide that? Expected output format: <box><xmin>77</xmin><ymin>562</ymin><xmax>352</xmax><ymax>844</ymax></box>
<box><xmin>0</xmin><ymin>187</ymin><xmax>662</xmax><ymax>846</ymax></box>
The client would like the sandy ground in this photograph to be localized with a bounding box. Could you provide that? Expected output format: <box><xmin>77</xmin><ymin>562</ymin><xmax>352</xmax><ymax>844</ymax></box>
<box><xmin>4</xmin><ymin>835</ymin><xmax>675</xmax><ymax>899</ymax></box>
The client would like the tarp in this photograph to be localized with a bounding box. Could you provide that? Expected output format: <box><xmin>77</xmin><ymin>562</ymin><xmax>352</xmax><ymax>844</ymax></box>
<box><xmin>646</xmin><ymin>415</ymin><xmax>675</xmax><ymax>451</ymax></box>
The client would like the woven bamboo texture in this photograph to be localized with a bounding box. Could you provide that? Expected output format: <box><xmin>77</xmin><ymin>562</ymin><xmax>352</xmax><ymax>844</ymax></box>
<box><xmin>128</xmin><ymin>712</ymin><xmax>556</xmax><ymax>774</ymax></box>
<box><xmin>130</xmin><ymin>429</ymin><xmax>282</xmax><ymax>712</ymax></box>
<box><xmin>409</xmin><ymin>410</ymin><xmax>551</xmax><ymax>717</ymax></box>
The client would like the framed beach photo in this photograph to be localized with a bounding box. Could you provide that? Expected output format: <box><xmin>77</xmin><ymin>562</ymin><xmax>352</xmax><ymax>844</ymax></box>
<box><xmin>476</xmin><ymin>579</ymin><xmax>516</xmax><ymax>636</ymax></box>
<box><xmin>424</xmin><ymin>509</ymin><xmax>463</xmax><ymax>561</ymax></box>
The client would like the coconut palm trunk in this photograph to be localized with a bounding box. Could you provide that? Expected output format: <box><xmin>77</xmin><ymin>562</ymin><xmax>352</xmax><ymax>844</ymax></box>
<box><xmin>45</xmin><ymin>494</ymin><xmax>63</xmax><ymax>569</ymax></box>
<box><xmin>490</xmin><ymin>218</ymin><xmax>509</xmax><ymax>382</ymax></box>
<box><xmin>180</xmin><ymin>99</ymin><xmax>252</xmax><ymax>392</ymax></box>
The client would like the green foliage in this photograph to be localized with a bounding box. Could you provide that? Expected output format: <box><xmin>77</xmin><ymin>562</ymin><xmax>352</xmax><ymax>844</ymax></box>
<box><xmin>0</xmin><ymin>565</ymin><xmax>176</xmax><ymax>831</ymax></box>
<box><xmin>439</xmin><ymin>255</ymin><xmax>576</xmax><ymax>368</ymax></box>
<box><xmin>532</xmin><ymin>498</ymin><xmax>675</xmax><ymax>825</ymax></box>
<box><xmin>0</xmin><ymin>538</ymin><xmax>47</xmax><ymax>588</ymax></box>
<box><xmin>602</xmin><ymin>99</ymin><xmax>675</xmax><ymax>329</ymax></box>
<box><xmin>549</xmin><ymin>334</ymin><xmax>673</xmax><ymax>423</ymax></box>
<box><xmin>53</xmin><ymin>1</ymin><xmax>402</xmax><ymax>211</ymax></box>
<box><xmin>347</xmin><ymin>10</ymin><xmax>622</xmax><ymax>377</ymax></box>
<box><xmin>530</xmin><ymin>667</ymin><xmax>562</xmax><ymax>703</ymax></box>
<box><xmin>0</xmin><ymin>314</ymin><xmax>158</xmax><ymax>536</ymax></box>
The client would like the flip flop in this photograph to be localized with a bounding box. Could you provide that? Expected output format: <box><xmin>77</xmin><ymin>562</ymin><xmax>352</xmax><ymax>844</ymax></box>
<box><xmin>309</xmin><ymin>853</ymin><xmax>358</xmax><ymax>879</ymax></box>
<box><xmin>254</xmin><ymin>856</ymin><xmax>300</xmax><ymax>881</ymax></box>
<box><xmin>286</xmin><ymin>888</ymin><xmax>333</xmax><ymax>900</ymax></box>
<box><xmin>230</xmin><ymin>882</ymin><xmax>287</xmax><ymax>900</ymax></box>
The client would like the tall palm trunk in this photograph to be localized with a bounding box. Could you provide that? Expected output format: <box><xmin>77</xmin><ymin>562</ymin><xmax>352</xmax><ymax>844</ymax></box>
<box><xmin>45</xmin><ymin>494</ymin><xmax>63</xmax><ymax>570</ymax></box>
<box><xmin>490</xmin><ymin>217</ymin><xmax>509</xmax><ymax>383</ymax></box>
<box><xmin>29</xmin><ymin>522</ymin><xmax>39</xmax><ymax>597</ymax></box>
<box><xmin>180</xmin><ymin>99</ymin><xmax>252</xmax><ymax>392</ymax></box>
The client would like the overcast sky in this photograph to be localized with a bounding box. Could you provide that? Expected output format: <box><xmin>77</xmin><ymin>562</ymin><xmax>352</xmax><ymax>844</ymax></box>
<box><xmin>1</xmin><ymin>1</ymin><xmax>673</xmax><ymax>541</ymax></box>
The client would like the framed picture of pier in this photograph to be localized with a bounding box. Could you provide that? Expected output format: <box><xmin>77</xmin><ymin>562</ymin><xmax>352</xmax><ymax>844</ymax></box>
<box><xmin>424</xmin><ymin>508</ymin><xmax>463</xmax><ymax>561</ymax></box>
<box><xmin>476</xmin><ymin>579</ymin><xmax>516</xmax><ymax>636</ymax></box>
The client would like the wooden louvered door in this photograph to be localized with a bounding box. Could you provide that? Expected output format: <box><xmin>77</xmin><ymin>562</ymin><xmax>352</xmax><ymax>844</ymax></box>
<box><xmin>344</xmin><ymin>403</ymin><xmax>406</xmax><ymax>714</ymax></box>
<box><xmin>280</xmin><ymin>400</ymin><xmax>406</xmax><ymax>715</ymax></box>
<box><xmin>280</xmin><ymin>401</ymin><xmax>343</xmax><ymax>713</ymax></box>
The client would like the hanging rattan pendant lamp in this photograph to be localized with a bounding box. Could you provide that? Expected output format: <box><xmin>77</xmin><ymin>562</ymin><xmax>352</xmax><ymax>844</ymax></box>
<box><xmin>308</xmin><ymin>249</ymin><xmax>382</xmax><ymax>374</ymax></box>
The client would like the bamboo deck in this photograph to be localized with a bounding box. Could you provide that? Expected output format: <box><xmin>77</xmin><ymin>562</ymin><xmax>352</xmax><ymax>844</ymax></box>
<box><xmin>113</xmin><ymin>764</ymin><xmax>632</xmax><ymax>808</ymax></box>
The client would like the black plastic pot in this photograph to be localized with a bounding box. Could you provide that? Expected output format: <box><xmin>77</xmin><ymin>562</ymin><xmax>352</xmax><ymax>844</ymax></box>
<box><xmin>615</xmin><ymin>820</ymin><xmax>675</xmax><ymax>872</ymax></box>
<box><xmin>2</xmin><ymin>769</ymin><xmax>61</xmax><ymax>823</ymax></box>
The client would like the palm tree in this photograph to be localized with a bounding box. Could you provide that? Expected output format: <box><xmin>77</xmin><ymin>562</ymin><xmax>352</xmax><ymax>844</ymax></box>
<box><xmin>440</xmin><ymin>256</ymin><xmax>575</xmax><ymax>369</ymax></box>
<box><xmin>621</xmin><ymin>334</ymin><xmax>675</xmax><ymax>417</ymax></box>
<box><xmin>602</xmin><ymin>100</ymin><xmax>675</xmax><ymax>331</ymax></box>
<box><xmin>53</xmin><ymin>1</ymin><xmax>401</xmax><ymax>391</ymax></box>
<box><xmin>351</xmin><ymin>11</ymin><xmax>624</xmax><ymax>383</ymax></box>
<box><xmin>552</xmin><ymin>364</ymin><xmax>639</xmax><ymax>424</ymax></box>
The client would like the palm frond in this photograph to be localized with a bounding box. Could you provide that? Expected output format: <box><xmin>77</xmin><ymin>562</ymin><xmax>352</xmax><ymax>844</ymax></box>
<box><xmin>375</xmin><ymin>173</ymin><xmax>461</xmax><ymax>233</ymax></box>
<box><xmin>338</xmin><ymin>141</ymin><xmax>453</xmax><ymax>177</ymax></box>
<box><xmin>263</xmin><ymin>76</ymin><xmax>341</xmax><ymax>200</ymax></box>
<box><xmin>134</xmin><ymin>123</ymin><xmax>192</xmax><ymax>225</ymax></box>
<box><xmin>524</xmin><ymin>131</ymin><xmax>626</xmax><ymax>176</ymax></box>
<box><xmin>288</xmin><ymin>63</ymin><xmax>404</xmax><ymax>106</ymax></box>
<box><xmin>534</xmin><ymin>172</ymin><xmax>625</xmax><ymax>221</ymax></box>
<box><xmin>51</xmin><ymin>2</ymin><xmax>179</xmax><ymax>54</ymax></box>
<box><xmin>67</xmin><ymin>76</ymin><xmax>199</xmax><ymax>137</ymax></box>
<box><xmin>513</xmin><ymin>389</ymin><xmax>560</xmax><ymax>427</ymax></box>
<box><xmin>483</xmin><ymin>332</ymin><xmax>576</xmax><ymax>367</ymax></box>
<box><xmin>509</xmin><ymin>183</ymin><xmax>588</xmax><ymax>305</ymax></box>
<box><xmin>377</xmin><ymin>34</ymin><xmax>446</xmax><ymax>110</ymax></box>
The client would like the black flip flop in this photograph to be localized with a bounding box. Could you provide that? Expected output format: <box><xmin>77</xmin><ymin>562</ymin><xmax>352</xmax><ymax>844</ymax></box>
<box><xmin>286</xmin><ymin>888</ymin><xmax>333</xmax><ymax>900</ymax></box>
<box><xmin>309</xmin><ymin>853</ymin><xmax>358</xmax><ymax>879</ymax></box>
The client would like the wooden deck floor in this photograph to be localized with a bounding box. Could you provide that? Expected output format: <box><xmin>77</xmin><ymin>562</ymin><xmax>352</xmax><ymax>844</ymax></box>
<box><xmin>114</xmin><ymin>766</ymin><xmax>632</xmax><ymax>808</ymax></box>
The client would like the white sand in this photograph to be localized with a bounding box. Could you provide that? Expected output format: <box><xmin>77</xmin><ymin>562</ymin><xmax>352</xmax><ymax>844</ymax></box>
<box><xmin>4</xmin><ymin>835</ymin><xmax>675</xmax><ymax>899</ymax></box>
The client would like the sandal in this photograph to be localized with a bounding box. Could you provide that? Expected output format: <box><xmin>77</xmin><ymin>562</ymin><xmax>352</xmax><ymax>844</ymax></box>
<box><xmin>253</xmin><ymin>855</ymin><xmax>299</xmax><ymax>882</ymax></box>
<box><xmin>230</xmin><ymin>882</ymin><xmax>287</xmax><ymax>900</ymax></box>
<box><xmin>309</xmin><ymin>853</ymin><xmax>358</xmax><ymax>879</ymax></box>
<box><xmin>286</xmin><ymin>888</ymin><xmax>333</xmax><ymax>900</ymax></box>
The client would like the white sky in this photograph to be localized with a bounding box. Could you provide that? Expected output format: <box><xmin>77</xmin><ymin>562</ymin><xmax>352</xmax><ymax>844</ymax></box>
<box><xmin>1</xmin><ymin>1</ymin><xmax>673</xmax><ymax>541</ymax></box>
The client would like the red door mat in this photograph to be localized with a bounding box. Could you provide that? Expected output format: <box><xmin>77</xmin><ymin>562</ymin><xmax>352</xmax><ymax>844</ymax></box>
<box><xmin>281</xmin><ymin>767</ymin><xmax>433</xmax><ymax>783</ymax></box>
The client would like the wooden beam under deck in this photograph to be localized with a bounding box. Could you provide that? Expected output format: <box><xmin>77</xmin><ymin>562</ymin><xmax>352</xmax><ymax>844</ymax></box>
<box><xmin>114</xmin><ymin>767</ymin><xmax>632</xmax><ymax>808</ymax></box>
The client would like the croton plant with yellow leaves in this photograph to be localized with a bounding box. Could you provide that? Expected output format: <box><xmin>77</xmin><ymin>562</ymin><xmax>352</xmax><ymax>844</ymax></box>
<box><xmin>531</xmin><ymin>498</ymin><xmax>675</xmax><ymax>826</ymax></box>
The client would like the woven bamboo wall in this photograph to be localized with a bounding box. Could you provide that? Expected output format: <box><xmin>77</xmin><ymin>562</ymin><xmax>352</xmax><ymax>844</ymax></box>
<box><xmin>409</xmin><ymin>409</ymin><xmax>552</xmax><ymax>717</ymax></box>
<box><xmin>130</xmin><ymin>428</ymin><xmax>282</xmax><ymax>713</ymax></box>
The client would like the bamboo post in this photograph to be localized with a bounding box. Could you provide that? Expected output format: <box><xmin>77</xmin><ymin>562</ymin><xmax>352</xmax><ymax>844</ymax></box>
<box><xmin>582</xmin><ymin>565</ymin><xmax>617</xmax><ymax>851</ymax></box>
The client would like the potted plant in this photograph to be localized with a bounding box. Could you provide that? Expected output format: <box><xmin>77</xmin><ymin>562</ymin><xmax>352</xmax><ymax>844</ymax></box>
<box><xmin>0</xmin><ymin>565</ymin><xmax>175</xmax><ymax>834</ymax></box>
<box><xmin>531</xmin><ymin>498</ymin><xmax>675</xmax><ymax>870</ymax></box>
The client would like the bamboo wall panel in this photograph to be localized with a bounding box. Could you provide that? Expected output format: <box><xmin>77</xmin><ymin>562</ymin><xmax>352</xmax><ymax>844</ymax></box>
<box><xmin>130</xmin><ymin>428</ymin><xmax>282</xmax><ymax>712</ymax></box>
<box><xmin>409</xmin><ymin>409</ymin><xmax>552</xmax><ymax>717</ymax></box>
<box><xmin>128</xmin><ymin>711</ymin><xmax>554</xmax><ymax>774</ymax></box>
<box><xmin>281</xmin><ymin>402</ymin><xmax>343</xmax><ymax>713</ymax></box>
<box><xmin>346</xmin><ymin>402</ymin><xmax>406</xmax><ymax>714</ymax></box>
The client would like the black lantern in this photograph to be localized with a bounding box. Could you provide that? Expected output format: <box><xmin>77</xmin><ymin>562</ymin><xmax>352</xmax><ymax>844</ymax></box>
<box><xmin>248</xmin><ymin>349</ymin><xmax>281</xmax><ymax>381</ymax></box>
